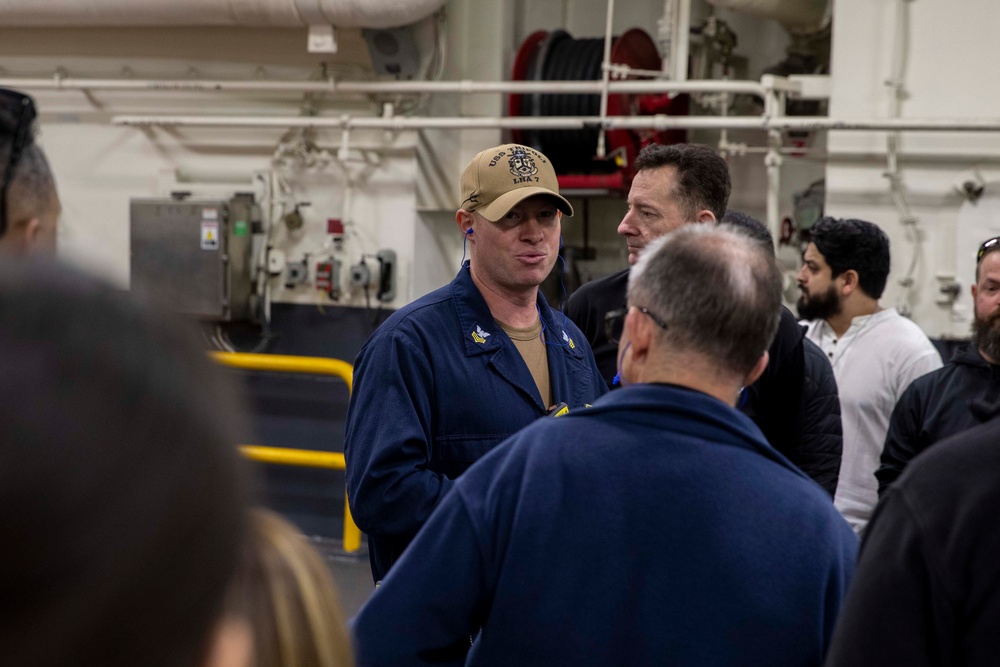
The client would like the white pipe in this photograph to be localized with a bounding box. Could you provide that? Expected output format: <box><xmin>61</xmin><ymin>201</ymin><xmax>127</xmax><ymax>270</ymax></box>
<box><xmin>110</xmin><ymin>114</ymin><xmax>1000</xmax><ymax>132</ymax></box>
<box><xmin>885</xmin><ymin>0</ymin><xmax>919</xmax><ymax>317</ymax></box>
<box><xmin>762</xmin><ymin>81</ymin><xmax>785</xmax><ymax>234</ymax></box>
<box><xmin>596</xmin><ymin>0</ymin><xmax>616</xmax><ymax>158</ymax></box>
<box><xmin>0</xmin><ymin>76</ymin><xmax>776</xmax><ymax>97</ymax></box>
<box><xmin>0</xmin><ymin>0</ymin><xmax>447</xmax><ymax>29</ymax></box>
<box><xmin>765</xmin><ymin>138</ymin><xmax>782</xmax><ymax>236</ymax></box>
<box><xmin>674</xmin><ymin>0</ymin><xmax>691</xmax><ymax>82</ymax></box>
<box><xmin>659</xmin><ymin>0</ymin><xmax>677</xmax><ymax>78</ymax></box>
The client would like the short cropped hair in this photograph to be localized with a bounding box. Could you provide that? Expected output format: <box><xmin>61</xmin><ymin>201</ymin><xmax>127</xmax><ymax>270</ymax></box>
<box><xmin>628</xmin><ymin>225</ymin><xmax>782</xmax><ymax>377</ymax></box>
<box><xmin>809</xmin><ymin>217</ymin><xmax>891</xmax><ymax>299</ymax></box>
<box><xmin>0</xmin><ymin>101</ymin><xmax>58</xmax><ymax>232</ymax></box>
<box><xmin>722</xmin><ymin>210</ymin><xmax>775</xmax><ymax>256</ymax></box>
<box><xmin>0</xmin><ymin>260</ymin><xmax>250</xmax><ymax>667</ymax></box>
<box><xmin>633</xmin><ymin>143</ymin><xmax>731</xmax><ymax>221</ymax></box>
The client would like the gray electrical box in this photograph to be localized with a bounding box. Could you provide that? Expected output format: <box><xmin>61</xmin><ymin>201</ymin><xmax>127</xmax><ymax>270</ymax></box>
<box><xmin>130</xmin><ymin>195</ymin><xmax>255</xmax><ymax>321</ymax></box>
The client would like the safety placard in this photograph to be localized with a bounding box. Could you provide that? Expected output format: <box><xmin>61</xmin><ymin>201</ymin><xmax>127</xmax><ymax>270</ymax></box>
<box><xmin>201</xmin><ymin>220</ymin><xmax>219</xmax><ymax>250</ymax></box>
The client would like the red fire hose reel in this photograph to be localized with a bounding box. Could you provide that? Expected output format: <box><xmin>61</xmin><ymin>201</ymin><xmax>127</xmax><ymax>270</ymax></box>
<box><xmin>509</xmin><ymin>28</ymin><xmax>689</xmax><ymax>193</ymax></box>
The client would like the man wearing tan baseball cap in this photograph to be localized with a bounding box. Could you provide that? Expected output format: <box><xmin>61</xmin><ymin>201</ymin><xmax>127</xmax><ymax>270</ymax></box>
<box><xmin>345</xmin><ymin>143</ymin><xmax>607</xmax><ymax>583</ymax></box>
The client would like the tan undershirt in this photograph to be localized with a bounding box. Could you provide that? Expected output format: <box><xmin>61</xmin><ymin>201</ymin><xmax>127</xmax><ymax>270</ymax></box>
<box><xmin>497</xmin><ymin>318</ymin><xmax>551</xmax><ymax>408</ymax></box>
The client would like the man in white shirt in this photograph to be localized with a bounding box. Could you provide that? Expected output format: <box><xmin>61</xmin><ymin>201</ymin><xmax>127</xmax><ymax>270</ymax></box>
<box><xmin>797</xmin><ymin>217</ymin><xmax>941</xmax><ymax>533</ymax></box>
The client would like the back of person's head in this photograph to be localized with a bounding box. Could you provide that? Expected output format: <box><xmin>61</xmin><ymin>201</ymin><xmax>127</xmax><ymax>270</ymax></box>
<box><xmin>0</xmin><ymin>87</ymin><xmax>60</xmax><ymax>253</ymax></box>
<box><xmin>0</xmin><ymin>260</ymin><xmax>250</xmax><ymax>667</ymax></box>
<box><xmin>633</xmin><ymin>143</ymin><xmax>731</xmax><ymax>221</ymax></box>
<box><xmin>628</xmin><ymin>225</ymin><xmax>782</xmax><ymax>377</ymax></box>
<box><xmin>721</xmin><ymin>210</ymin><xmax>775</xmax><ymax>256</ymax></box>
<box><xmin>228</xmin><ymin>509</ymin><xmax>354</xmax><ymax>667</ymax></box>
<box><xmin>808</xmin><ymin>217</ymin><xmax>891</xmax><ymax>299</ymax></box>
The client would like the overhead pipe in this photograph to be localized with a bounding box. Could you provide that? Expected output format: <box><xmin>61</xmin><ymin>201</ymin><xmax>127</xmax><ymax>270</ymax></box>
<box><xmin>674</xmin><ymin>0</ymin><xmax>692</xmax><ymax>82</ymax></box>
<box><xmin>0</xmin><ymin>0</ymin><xmax>447</xmax><ymax>29</ymax></box>
<box><xmin>0</xmin><ymin>76</ymin><xmax>781</xmax><ymax>97</ymax></box>
<box><xmin>111</xmin><ymin>114</ymin><xmax>1000</xmax><ymax>132</ymax></box>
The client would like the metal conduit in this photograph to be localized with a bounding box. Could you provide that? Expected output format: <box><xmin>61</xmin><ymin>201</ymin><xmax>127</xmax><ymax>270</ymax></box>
<box><xmin>211</xmin><ymin>351</ymin><xmax>361</xmax><ymax>553</ymax></box>
<box><xmin>0</xmin><ymin>76</ymin><xmax>777</xmax><ymax>97</ymax></box>
<box><xmin>114</xmin><ymin>113</ymin><xmax>1000</xmax><ymax>132</ymax></box>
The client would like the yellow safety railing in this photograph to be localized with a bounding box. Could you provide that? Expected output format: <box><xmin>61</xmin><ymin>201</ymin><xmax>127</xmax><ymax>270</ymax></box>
<box><xmin>211</xmin><ymin>351</ymin><xmax>361</xmax><ymax>553</ymax></box>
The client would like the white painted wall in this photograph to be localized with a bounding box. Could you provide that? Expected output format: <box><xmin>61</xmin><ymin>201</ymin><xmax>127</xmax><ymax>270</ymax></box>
<box><xmin>3</xmin><ymin>25</ymin><xmax>423</xmax><ymax>310</ymax></box>
<box><xmin>826</xmin><ymin>0</ymin><xmax>1000</xmax><ymax>338</ymax></box>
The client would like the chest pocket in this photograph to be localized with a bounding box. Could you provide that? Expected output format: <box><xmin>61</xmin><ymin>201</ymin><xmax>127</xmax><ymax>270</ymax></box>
<box><xmin>429</xmin><ymin>433</ymin><xmax>508</xmax><ymax>479</ymax></box>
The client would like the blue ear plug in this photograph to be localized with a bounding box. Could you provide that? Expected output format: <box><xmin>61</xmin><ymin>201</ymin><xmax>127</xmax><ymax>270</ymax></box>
<box><xmin>461</xmin><ymin>228</ymin><xmax>473</xmax><ymax>267</ymax></box>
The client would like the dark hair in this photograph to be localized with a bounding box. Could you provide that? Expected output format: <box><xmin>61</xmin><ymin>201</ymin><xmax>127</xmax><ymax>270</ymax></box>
<box><xmin>0</xmin><ymin>94</ymin><xmax>57</xmax><ymax>234</ymax></box>
<box><xmin>628</xmin><ymin>225</ymin><xmax>782</xmax><ymax>377</ymax></box>
<box><xmin>633</xmin><ymin>143</ymin><xmax>731</xmax><ymax>221</ymax></box>
<box><xmin>0</xmin><ymin>260</ymin><xmax>250</xmax><ymax>667</ymax></box>
<box><xmin>722</xmin><ymin>210</ymin><xmax>775</xmax><ymax>256</ymax></box>
<box><xmin>809</xmin><ymin>217</ymin><xmax>891</xmax><ymax>299</ymax></box>
<box><xmin>975</xmin><ymin>236</ymin><xmax>1000</xmax><ymax>282</ymax></box>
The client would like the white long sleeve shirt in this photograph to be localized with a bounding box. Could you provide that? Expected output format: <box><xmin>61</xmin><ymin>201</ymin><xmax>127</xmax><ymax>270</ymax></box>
<box><xmin>804</xmin><ymin>308</ymin><xmax>942</xmax><ymax>533</ymax></box>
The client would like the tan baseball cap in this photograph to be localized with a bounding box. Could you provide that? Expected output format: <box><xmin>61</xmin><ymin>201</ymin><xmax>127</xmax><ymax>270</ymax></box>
<box><xmin>460</xmin><ymin>143</ymin><xmax>573</xmax><ymax>222</ymax></box>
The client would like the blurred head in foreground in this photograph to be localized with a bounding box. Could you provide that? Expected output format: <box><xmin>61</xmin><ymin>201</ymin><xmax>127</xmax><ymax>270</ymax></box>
<box><xmin>0</xmin><ymin>259</ymin><xmax>251</xmax><ymax>667</ymax></box>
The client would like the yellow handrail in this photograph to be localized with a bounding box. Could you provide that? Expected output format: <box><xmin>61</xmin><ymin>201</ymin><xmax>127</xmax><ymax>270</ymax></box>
<box><xmin>210</xmin><ymin>351</ymin><xmax>353</xmax><ymax>392</ymax></box>
<box><xmin>212</xmin><ymin>352</ymin><xmax>361</xmax><ymax>553</ymax></box>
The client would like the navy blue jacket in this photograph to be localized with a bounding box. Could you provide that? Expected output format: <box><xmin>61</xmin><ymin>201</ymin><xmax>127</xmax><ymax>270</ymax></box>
<box><xmin>344</xmin><ymin>264</ymin><xmax>608</xmax><ymax>582</ymax></box>
<box><xmin>352</xmin><ymin>384</ymin><xmax>858</xmax><ymax>666</ymax></box>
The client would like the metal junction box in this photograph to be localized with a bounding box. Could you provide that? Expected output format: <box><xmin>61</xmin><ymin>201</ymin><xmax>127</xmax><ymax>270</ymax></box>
<box><xmin>130</xmin><ymin>195</ymin><xmax>255</xmax><ymax>321</ymax></box>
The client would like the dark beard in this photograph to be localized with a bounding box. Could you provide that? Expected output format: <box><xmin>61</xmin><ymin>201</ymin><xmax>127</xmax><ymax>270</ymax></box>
<box><xmin>796</xmin><ymin>284</ymin><xmax>841</xmax><ymax>321</ymax></box>
<box><xmin>972</xmin><ymin>309</ymin><xmax>1000</xmax><ymax>361</ymax></box>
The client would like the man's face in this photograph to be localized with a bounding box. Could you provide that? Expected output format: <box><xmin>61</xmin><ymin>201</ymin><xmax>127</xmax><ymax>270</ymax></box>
<box><xmin>972</xmin><ymin>251</ymin><xmax>1000</xmax><ymax>360</ymax></box>
<box><xmin>618</xmin><ymin>166</ymin><xmax>690</xmax><ymax>265</ymax></box>
<box><xmin>468</xmin><ymin>194</ymin><xmax>561</xmax><ymax>295</ymax></box>
<box><xmin>796</xmin><ymin>242</ymin><xmax>842</xmax><ymax>320</ymax></box>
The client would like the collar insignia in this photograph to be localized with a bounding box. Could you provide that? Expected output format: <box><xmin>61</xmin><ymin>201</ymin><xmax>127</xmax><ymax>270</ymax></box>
<box><xmin>471</xmin><ymin>324</ymin><xmax>491</xmax><ymax>345</ymax></box>
<box><xmin>562</xmin><ymin>330</ymin><xmax>575</xmax><ymax>349</ymax></box>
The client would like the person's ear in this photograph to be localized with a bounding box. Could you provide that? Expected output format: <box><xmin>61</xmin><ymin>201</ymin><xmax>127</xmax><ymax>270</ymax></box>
<box><xmin>839</xmin><ymin>269</ymin><xmax>860</xmax><ymax>296</ymax></box>
<box><xmin>24</xmin><ymin>218</ymin><xmax>43</xmax><ymax>244</ymax></box>
<box><xmin>625</xmin><ymin>308</ymin><xmax>653</xmax><ymax>363</ymax></box>
<box><xmin>456</xmin><ymin>209</ymin><xmax>474</xmax><ymax>237</ymax></box>
<box><xmin>696</xmin><ymin>209</ymin><xmax>716</xmax><ymax>224</ymax></box>
<box><xmin>744</xmin><ymin>351</ymin><xmax>769</xmax><ymax>388</ymax></box>
<box><xmin>972</xmin><ymin>282</ymin><xmax>978</xmax><ymax>300</ymax></box>
<box><xmin>0</xmin><ymin>217</ymin><xmax>41</xmax><ymax>254</ymax></box>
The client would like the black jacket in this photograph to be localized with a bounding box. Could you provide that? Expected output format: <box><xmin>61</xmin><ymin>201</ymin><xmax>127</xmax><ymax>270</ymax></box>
<box><xmin>800</xmin><ymin>337</ymin><xmax>843</xmax><ymax>495</ymax></box>
<box><xmin>566</xmin><ymin>272</ymin><xmax>842</xmax><ymax>495</ymax></box>
<box><xmin>826</xmin><ymin>416</ymin><xmax>1000</xmax><ymax>667</ymax></box>
<box><xmin>877</xmin><ymin>345</ymin><xmax>1000</xmax><ymax>495</ymax></box>
<box><xmin>565</xmin><ymin>269</ymin><xmax>627</xmax><ymax>387</ymax></box>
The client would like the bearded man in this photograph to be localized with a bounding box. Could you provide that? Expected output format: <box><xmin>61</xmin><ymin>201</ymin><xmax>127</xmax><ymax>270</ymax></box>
<box><xmin>797</xmin><ymin>217</ymin><xmax>941</xmax><ymax>533</ymax></box>
<box><xmin>877</xmin><ymin>235</ymin><xmax>1000</xmax><ymax>494</ymax></box>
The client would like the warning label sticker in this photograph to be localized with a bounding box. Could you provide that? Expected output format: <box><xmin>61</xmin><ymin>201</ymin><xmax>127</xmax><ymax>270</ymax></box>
<box><xmin>201</xmin><ymin>221</ymin><xmax>219</xmax><ymax>250</ymax></box>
